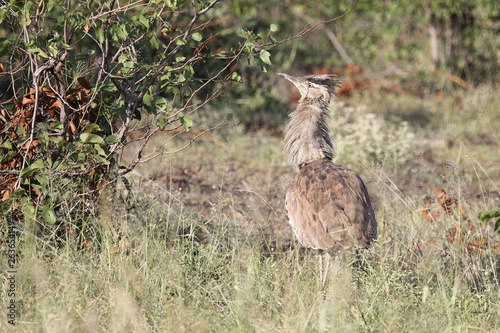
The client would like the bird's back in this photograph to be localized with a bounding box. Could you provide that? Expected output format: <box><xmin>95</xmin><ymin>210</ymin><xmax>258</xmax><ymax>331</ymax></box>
<box><xmin>285</xmin><ymin>159</ymin><xmax>377</xmax><ymax>250</ymax></box>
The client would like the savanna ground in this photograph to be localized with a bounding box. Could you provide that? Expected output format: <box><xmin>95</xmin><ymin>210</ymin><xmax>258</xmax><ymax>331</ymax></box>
<box><xmin>2</xmin><ymin>77</ymin><xmax>499</xmax><ymax>331</ymax></box>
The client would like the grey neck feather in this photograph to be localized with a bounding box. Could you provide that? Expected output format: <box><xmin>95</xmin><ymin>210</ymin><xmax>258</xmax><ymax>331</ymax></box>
<box><xmin>284</xmin><ymin>98</ymin><xmax>335</xmax><ymax>168</ymax></box>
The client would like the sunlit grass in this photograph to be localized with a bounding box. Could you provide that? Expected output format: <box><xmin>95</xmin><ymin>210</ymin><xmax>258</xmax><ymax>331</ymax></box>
<box><xmin>1</xmin><ymin>88</ymin><xmax>499</xmax><ymax>331</ymax></box>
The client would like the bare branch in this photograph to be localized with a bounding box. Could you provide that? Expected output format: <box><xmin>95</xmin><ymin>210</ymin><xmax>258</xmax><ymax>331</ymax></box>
<box><xmin>325</xmin><ymin>29</ymin><xmax>353</xmax><ymax>65</ymax></box>
<box><xmin>265</xmin><ymin>1</ymin><xmax>357</xmax><ymax>51</ymax></box>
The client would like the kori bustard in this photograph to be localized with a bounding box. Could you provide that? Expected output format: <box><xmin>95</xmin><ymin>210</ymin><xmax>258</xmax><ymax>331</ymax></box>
<box><xmin>279</xmin><ymin>73</ymin><xmax>377</xmax><ymax>263</ymax></box>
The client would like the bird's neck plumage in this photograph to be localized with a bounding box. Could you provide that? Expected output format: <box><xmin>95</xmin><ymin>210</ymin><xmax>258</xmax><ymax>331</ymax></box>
<box><xmin>284</xmin><ymin>98</ymin><xmax>335</xmax><ymax>168</ymax></box>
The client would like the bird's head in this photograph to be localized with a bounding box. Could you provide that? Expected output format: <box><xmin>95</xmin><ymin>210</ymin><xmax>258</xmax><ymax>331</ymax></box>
<box><xmin>278</xmin><ymin>73</ymin><xmax>340</xmax><ymax>103</ymax></box>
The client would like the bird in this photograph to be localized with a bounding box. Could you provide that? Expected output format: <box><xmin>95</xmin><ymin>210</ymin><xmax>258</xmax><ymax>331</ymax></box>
<box><xmin>278</xmin><ymin>73</ymin><xmax>377</xmax><ymax>283</ymax></box>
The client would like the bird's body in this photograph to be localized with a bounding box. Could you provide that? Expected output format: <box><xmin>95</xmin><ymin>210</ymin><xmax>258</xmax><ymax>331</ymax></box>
<box><xmin>279</xmin><ymin>73</ymin><xmax>377</xmax><ymax>251</ymax></box>
<box><xmin>286</xmin><ymin>159</ymin><xmax>376</xmax><ymax>250</ymax></box>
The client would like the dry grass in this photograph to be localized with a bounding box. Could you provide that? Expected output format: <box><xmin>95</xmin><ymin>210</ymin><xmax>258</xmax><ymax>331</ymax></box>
<box><xmin>1</xmin><ymin>87</ymin><xmax>500</xmax><ymax>332</ymax></box>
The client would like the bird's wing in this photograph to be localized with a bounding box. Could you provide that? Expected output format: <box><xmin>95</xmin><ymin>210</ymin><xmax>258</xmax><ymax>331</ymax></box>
<box><xmin>285</xmin><ymin>161</ymin><xmax>376</xmax><ymax>250</ymax></box>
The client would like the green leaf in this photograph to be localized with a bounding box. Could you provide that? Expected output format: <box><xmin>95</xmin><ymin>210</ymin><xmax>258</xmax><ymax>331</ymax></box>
<box><xmin>61</xmin><ymin>42</ymin><xmax>72</xmax><ymax>50</ymax></box>
<box><xmin>138</xmin><ymin>14</ymin><xmax>149</xmax><ymax>28</ymax></box>
<box><xmin>2</xmin><ymin>140</ymin><xmax>12</xmax><ymax>149</ymax></box>
<box><xmin>123</xmin><ymin>61</ymin><xmax>135</xmax><ymax>68</ymax></box>
<box><xmin>269</xmin><ymin>24</ymin><xmax>278</xmax><ymax>32</ymax></box>
<box><xmin>0</xmin><ymin>7</ymin><xmax>8</xmax><ymax>25</ymax></box>
<box><xmin>176</xmin><ymin>39</ymin><xmax>187</xmax><ymax>46</ymax></box>
<box><xmin>43</xmin><ymin>204</ymin><xmax>57</xmax><ymax>225</ymax></box>
<box><xmin>94</xmin><ymin>144</ymin><xmax>108</xmax><ymax>157</ymax></box>
<box><xmin>0</xmin><ymin>150</ymin><xmax>14</xmax><ymax>162</ymax></box>
<box><xmin>30</xmin><ymin>159</ymin><xmax>44</xmax><ymax>170</ymax></box>
<box><xmin>49</xmin><ymin>137</ymin><xmax>62</xmax><ymax>144</ymax></box>
<box><xmin>94</xmin><ymin>154</ymin><xmax>110</xmax><ymax>165</ymax></box>
<box><xmin>105</xmin><ymin>135</ymin><xmax>120</xmax><ymax>144</ymax></box>
<box><xmin>12</xmin><ymin>188</ymin><xmax>25</xmax><ymax>197</ymax></box>
<box><xmin>254</xmin><ymin>57</ymin><xmax>267</xmax><ymax>73</ymax></box>
<box><xmin>80</xmin><ymin>133</ymin><xmax>104</xmax><ymax>144</ymax></box>
<box><xmin>180</xmin><ymin>115</ymin><xmax>192</xmax><ymax>132</ymax></box>
<box><xmin>192</xmin><ymin>32</ymin><xmax>202</xmax><ymax>42</ymax></box>
<box><xmin>47</xmin><ymin>0</ymin><xmax>56</xmax><ymax>11</ymax></box>
<box><xmin>117</xmin><ymin>24</ymin><xmax>128</xmax><ymax>39</ymax></box>
<box><xmin>155</xmin><ymin>98</ymin><xmax>167</xmax><ymax>108</ymax></box>
<box><xmin>27</xmin><ymin>47</ymin><xmax>49</xmax><ymax>59</ymax></box>
<box><xmin>156</xmin><ymin>115</ymin><xmax>168</xmax><ymax>129</ymax></box>
<box><xmin>478</xmin><ymin>209</ymin><xmax>500</xmax><ymax>225</ymax></box>
<box><xmin>16</xmin><ymin>126</ymin><xmax>26</xmax><ymax>135</ymax></box>
<box><xmin>143</xmin><ymin>90</ymin><xmax>152</xmax><ymax>106</ymax></box>
<box><xmin>20</xmin><ymin>159</ymin><xmax>45</xmax><ymax>179</ymax></box>
<box><xmin>176</xmin><ymin>56</ymin><xmax>186</xmax><ymax>62</ymax></box>
<box><xmin>231</xmin><ymin>72</ymin><xmax>242</xmax><ymax>83</ymax></box>
<box><xmin>21</xmin><ymin>197</ymin><xmax>35</xmax><ymax>217</ymax></box>
<box><xmin>150</xmin><ymin>34</ymin><xmax>160</xmax><ymax>50</ymax></box>
<box><xmin>36</xmin><ymin>174</ymin><xmax>49</xmax><ymax>190</ymax></box>
<box><xmin>50</xmin><ymin>121</ymin><xmax>62</xmax><ymax>130</ymax></box>
<box><xmin>177</xmin><ymin>74</ymin><xmax>186</xmax><ymax>83</ymax></box>
<box><xmin>87</xmin><ymin>123</ymin><xmax>101</xmax><ymax>132</ymax></box>
<box><xmin>96</xmin><ymin>27</ymin><xmax>104</xmax><ymax>43</ymax></box>
<box><xmin>259</xmin><ymin>49</ymin><xmax>272</xmax><ymax>65</ymax></box>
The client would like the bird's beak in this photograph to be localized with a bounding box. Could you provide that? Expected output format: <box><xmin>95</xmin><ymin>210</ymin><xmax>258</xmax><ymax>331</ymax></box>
<box><xmin>278</xmin><ymin>73</ymin><xmax>299</xmax><ymax>85</ymax></box>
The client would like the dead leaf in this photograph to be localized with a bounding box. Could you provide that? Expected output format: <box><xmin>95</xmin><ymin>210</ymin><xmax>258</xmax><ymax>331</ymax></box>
<box><xmin>1</xmin><ymin>189</ymin><xmax>11</xmax><ymax>201</ymax></box>
<box><xmin>23</xmin><ymin>139</ymin><xmax>40</xmax><ymax>150</ymax></box>
<box><xmin>22</xmin><ymin>96</ymin><xmax>35</xmax><ymax>105</ymax></box>
<box><xmin>1</xmin><ymin>109</ymin><xmax>10</xmax><ymax>120</ymax></box>
<box><xmin>78</xmin><ymin>90</ymin><xmax>89</xmax><ymax>103</ymax></box>
<box><xmin>77</xmin><ymin>77</ymin><xmax>91</xmax><ymax>90</ymax></box>
<box><xmin>69</xmin><ymin>121</ymin><xmax>77</xmax><ymax>134</ymax></box>
<box><xmin>50</xmin><ymin>99</ymin><xmax>61</xmax><ymax>109</ymax></box>
<box><xmin>43</xmin><ymin>86</ymin><xmax>56</xmax><ymax>96</ymax></box>
<box><xmin>422</xmin><ymin>204</ymin><xmax>432</xmax><ymax>222</ymax></box>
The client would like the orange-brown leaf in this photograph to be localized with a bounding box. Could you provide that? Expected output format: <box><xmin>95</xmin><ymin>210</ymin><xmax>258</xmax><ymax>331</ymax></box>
<box><xmin>1</xmin><ymin>109</ymin><xmax>10</xmax><ymax>120</ymax></box>
<box><xmin>78</xmin><ymin>90</ymin><xmax>89</xmax><ymax>103</ymax></box>
<box><xmin>77</xmin><ymin>77</ymin><xmax>91</xmax><ymax>90</ymax></box>
<box><xmin>22</xmin><ymin>96</ymin><xmax>35</xmax><ymax>105</ymax></box>
<box><xmin>2</xmin><ymin>189</ymin><xmax>11</xmax><ymax>201</ymax></box>
<box><xmin>42</xmin><ymin>86</ymin><xmax>56</xmax><ymax>96</ymax></box>
<box><xmin>50</xmin><ymin>99</ymin><xmax>61</xmax><ymax>109</ymax></box>
<box><xmin>422</xmin><ymin>206</ymin><xmax>432</xmax><ymax>222</ymax></box>
<box><xmin>69</xmin><ymin>121</ymin><xmax>77</xmax><ymax>134</ymax></box>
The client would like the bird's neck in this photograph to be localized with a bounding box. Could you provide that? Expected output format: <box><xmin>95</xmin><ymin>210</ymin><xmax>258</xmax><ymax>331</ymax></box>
<box><xmin>284</xmin><ymin>99</ymin><xmax>335</xmax><ymax>168</ymax></box>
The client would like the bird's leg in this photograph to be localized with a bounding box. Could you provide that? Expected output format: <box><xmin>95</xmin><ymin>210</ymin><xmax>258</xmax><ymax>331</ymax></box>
<box><xmin>318</xmin><ymin>250</ymin><xmax>323</xmax><ymax>287</ymax></box>
<box><xmin>322</xmin><ymin>251</ymin><xmax>331</xmax><ymax>286</ymax></box>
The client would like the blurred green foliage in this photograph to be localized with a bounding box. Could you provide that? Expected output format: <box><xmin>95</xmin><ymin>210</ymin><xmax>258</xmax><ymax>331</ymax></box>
<box><xmin>213</xmin><ymin>0</ymin><xmax>500</xmax><ymax>126</ymax></box>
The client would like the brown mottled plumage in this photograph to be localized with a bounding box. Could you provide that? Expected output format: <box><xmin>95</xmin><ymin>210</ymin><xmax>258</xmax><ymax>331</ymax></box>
<box><xmin>279</xmin><ymin>73</ymin><xmax>377</xmax><ymax>251</ymax></box>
